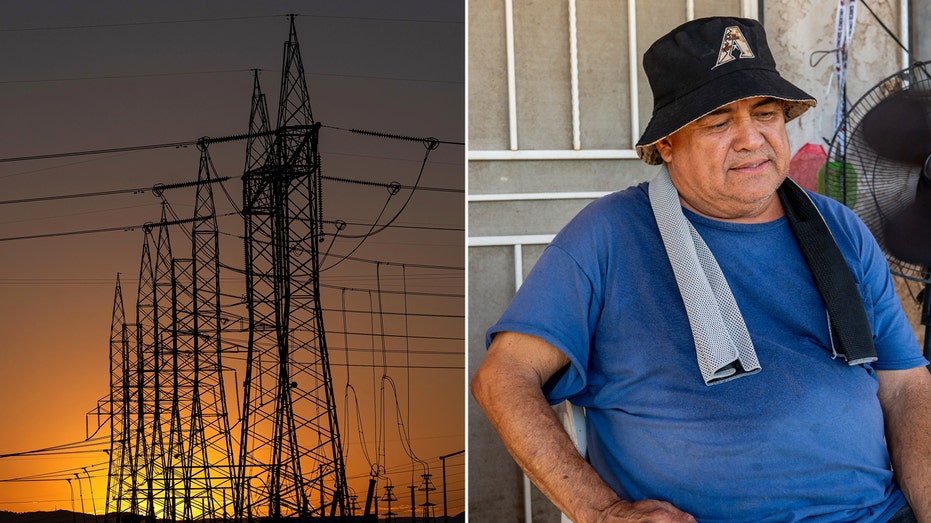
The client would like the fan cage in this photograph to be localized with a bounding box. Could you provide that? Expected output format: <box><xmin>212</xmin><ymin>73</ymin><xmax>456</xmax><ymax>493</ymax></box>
<box><xmin>824</xmin><ymin>60</ymin><xmax>931</xmax><ymax>284</ymax></box>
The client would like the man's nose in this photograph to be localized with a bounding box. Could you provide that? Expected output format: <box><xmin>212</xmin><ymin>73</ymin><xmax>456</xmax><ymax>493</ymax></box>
<box><xmin>732</xmin><ymin>116</ymin><xmax>766</xmax><ymax>151</ymax></box>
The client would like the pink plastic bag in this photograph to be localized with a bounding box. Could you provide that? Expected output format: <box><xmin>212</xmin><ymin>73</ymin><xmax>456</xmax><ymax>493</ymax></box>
<box><xmin>789</xmin><ymin>143</ymin><xmax>827</xmax><ymax>192</ymax></box>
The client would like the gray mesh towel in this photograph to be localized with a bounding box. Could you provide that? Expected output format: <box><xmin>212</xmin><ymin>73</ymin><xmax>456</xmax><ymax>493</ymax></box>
<box><xmin>649</xmin><ymin>168</ymin><xmax>762</xmax><ymax>385</ymax></box>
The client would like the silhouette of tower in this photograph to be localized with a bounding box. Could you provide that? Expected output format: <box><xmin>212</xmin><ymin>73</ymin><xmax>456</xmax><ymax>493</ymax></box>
<box><xmin>104</xmin><ymin>213</ymin><xmax>172</xmax><ymax>521</ymax></box>
<box><xmin>172</xmin><ymin>144</ymin><xmax>237</xmax><ymax>518</ymax></box>
<box><xmin>236</xmin><ymin>15</ymin><xmax>348</xmax><ymax>520</ymax></box>
<box><xmin>143</xmin><ymin>210</ymin><xmax>174</xmax><ymax>520</ymax></box>
<box><xmin>139</xmin><ymin>149</ymin><xmax>237</xmax><ymax>520</ymax></box>
<box><xmin>104</xmin><ymin>275</ymin><xmax>134</xmax><ymax>521</ymax></box>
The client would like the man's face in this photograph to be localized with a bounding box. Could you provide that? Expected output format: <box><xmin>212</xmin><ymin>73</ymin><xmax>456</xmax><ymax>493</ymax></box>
<box><xmin>655</xmin><ymin>97</ymin><xmax>791</xmax><ymax>222</ymax></box>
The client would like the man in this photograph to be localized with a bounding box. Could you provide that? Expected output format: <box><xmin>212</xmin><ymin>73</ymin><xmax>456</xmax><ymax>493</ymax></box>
<box><xmin>471</xmin><ymin>16</ymin><xmax>931</xmax><ymax>523</ymax></box>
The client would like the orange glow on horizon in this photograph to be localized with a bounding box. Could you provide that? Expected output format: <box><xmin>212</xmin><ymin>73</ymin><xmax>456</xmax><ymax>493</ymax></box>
<box><xmin>0</xmin><ymin>0</ymin><xmax>464</xmax><ymax>517</ymax></box>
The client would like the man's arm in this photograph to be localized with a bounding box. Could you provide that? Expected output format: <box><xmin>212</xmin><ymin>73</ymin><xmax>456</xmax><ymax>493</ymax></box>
<box><xmin>877</xmin><ymin>366</ymin><xmax>931</xmax><ymax>520</ymax></box>
<box><xmin>470</xmin><ymin>331</ymin><xmax>696</xmax><ymax>523</ymax></box>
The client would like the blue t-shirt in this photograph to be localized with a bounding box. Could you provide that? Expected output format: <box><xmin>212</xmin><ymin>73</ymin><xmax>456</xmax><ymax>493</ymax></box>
<box><xmin>487</xmin><ymin>181</ymin><xmax>928</xmax><ymax>523</ymax></box>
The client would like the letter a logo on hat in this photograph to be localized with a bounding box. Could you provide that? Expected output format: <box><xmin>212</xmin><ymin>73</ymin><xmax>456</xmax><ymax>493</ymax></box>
<box><xmin>713</xmin><ymin>26</ymin><xmax>754</xmax><ymax>68</ymax></box>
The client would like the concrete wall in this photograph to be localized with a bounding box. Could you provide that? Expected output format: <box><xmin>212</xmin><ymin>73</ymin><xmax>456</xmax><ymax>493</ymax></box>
<box><xmin>467</xmin><ymin>1</ymin><xmax>913</xmax><ymax>521</ymax></box>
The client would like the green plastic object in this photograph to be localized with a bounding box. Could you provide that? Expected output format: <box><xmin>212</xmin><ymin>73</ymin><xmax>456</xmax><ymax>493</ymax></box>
<box><xmin>818</xmin><ymin>160</ymin><xmax>858</xmax><ymax>208</ymax></box>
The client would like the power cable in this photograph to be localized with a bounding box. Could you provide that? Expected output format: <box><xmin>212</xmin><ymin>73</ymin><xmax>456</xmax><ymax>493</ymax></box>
<box><xmin>326</xmin><ymin>330</ymin><xmax>462</xmax><ymax>343</ymax></box>
<box><xmin>321</xmin><ymin>139</ymin><xmax>439</xmax><ymax>271</ymax></box>
<box><xmin>0</xmin><ymin>68</ymin><xmax>461</xmax><ymax>87</ymax></box>
<box><xmin>0</xmin><ymin>140</ymin><xmax>198</xmax><ymax>163</ymax></box>
<box><xmin>0</xmin><ymin>14</ymin><xmax>282</xmax><ymax>32</ymax></box>
<box><xmin>0</xmin><ymin>462</ymin><xmax>108</xmax><ymax>483</ymax></box>
<box><xmin>320</xmin><ymin>282</ymin><xmax>463</xmax><ymax>299</ymax></box>
<box><xmin>321</xmin><ymin>254</ymin><xmax>463</xmax><ymax>272</ymax></box>
<box><xmin>0</xmin><ymin>176</ymin><xmax>229</xmax><ymax>205</ymax></box>
<box><xmin>0</xmin><ymin>69</ymin><xmax>253</xmax><ymax>85</ymax></box>
<box><xmin>0</xmin><ymin>124</ymin><xmax>460</xmax><ymax>166</ymax></box>
<box><xmin>326</xmin><ymin>219</ymin><xmax>463</xmax><ymax>233</ymax></box>
<box><xmin>0</xmin><ymin>212</ymin><xmax>237</xmax><ymax>242</ymax></box>
<box><xmin>0</xmin><ymin>13</ymin><xmax>460</xmax><ymax>33</ymax></box>
<box><xmin>321</xmin><ymin>124</ymin><xmax>464</xmax><ymax>147</ymax></box>
<box><xmin>322</xmin><ymin>175</ymin><xmax>463</xmax><ymax>194</ymax></box>
<box><xmin>0</xmin><ymin>439</ymin><xmax>108</xmax><ymax>459</ymax></box>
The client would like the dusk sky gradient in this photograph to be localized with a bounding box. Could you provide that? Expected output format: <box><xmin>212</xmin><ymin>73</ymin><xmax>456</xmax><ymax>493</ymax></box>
<box><xmin>0</xmin><ymin>1</ymin><xmax>464</xmax><ymax>515</ymax></box>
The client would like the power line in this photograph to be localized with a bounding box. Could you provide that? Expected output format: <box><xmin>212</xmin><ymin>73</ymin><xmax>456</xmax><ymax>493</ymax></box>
<box><xmin>0</xmin><ymin>438</ymin><xmax>109</xmax><ymax>459</ymax></box>
<box><xmin>321</xmin><ymin>255</ymin><xmax>464</xmax><ymax>272</ymax></box>
<box><xmin>321</xmin><ymin>124</ymin><xmax>464</xmax><ymax>147</ymax></box>
<box><xmin>0</xmin><ymin>212</ymin><xmax>238</xmax><ymax>242</ymax></box>
<box><xmin>0</xmin><ymin>140</ymin><xmax>197</xmax><ymax>164</ymax></box>
<box><xmin>0</xmin><ymin>176</ymin><xmax>230</xmax><ymax>205</ymax></box>
<box><xmin>0</xmin><ymin>177</ymin><xmax>458</xmax><ymax>207</ymax></box>
<box><xmin>0</xmin><ymin>68</ymin><xmax>462</xmax><ymax>87</ymax></box>
<box><xmin>0</xmin><ymin>223</ymin><xmax>145</xmax><ymax>242</ymax></box>
<box><xmin>0</xmin><ymin>126</ymin><xmax>462</xmax><ymax>164</ymax></box>
<box><xmin>327</xmin><ymin>220</ymin><xmax>464</xmax><ymax>232</ymax></box>
<box><xmin>320</xmin><ymin>282</ymin><xmax>463</xmax><ymax>299</ymax></box>
<box><xmin>322</xmin><ymin>175</ymin><xmax>463</xmax><ymax>194</ymax></box>
<box><xmin>0</xmin><ymin>14</ymin><xmax>283</xmax><ymax>32</ymax></box>
<box><xmin>0</xmin><ymin>186</ymin><xmax>153</xmax><ymax>205</ymax></box>
<box><xmin>0</xmin><ymin>69</ymin><xmax>253</xmax><ymax>85</ymax></box>
<box><xmin>308</xmin><ymin>70</ymin><xmax>462</xmax><ymax>85</ymax></box>
<box><xmin>0</xmin><ymin>13</ymin><xmax>461</xmax><ymax>33</ymax></box>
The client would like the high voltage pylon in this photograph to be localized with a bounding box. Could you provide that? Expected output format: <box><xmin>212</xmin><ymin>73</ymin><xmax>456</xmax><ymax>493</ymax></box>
<box><xmin>103</xmin><ymin>15</ymin><xmax>349</xmax><ymax>522</ymax></box>
<box><xmin>236</xmin><ymin>15</ymin><xmax>348</xmax><ymax>520</ymax></box>
<box><xmin>104</xmin><ymin>275</ymin><xmax>133</xmax><ymax>517</ymax></box>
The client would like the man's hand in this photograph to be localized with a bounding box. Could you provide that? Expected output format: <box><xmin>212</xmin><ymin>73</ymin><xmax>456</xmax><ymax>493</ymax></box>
<box><xmin>596</xmin><ymin>499</ymin><xmax>697</xmax><ymax>522</ymax></box>
<box><xmin>472</xmin><ymin>331</ymin><xmax>697</xmax><ymax>523</ymax></box>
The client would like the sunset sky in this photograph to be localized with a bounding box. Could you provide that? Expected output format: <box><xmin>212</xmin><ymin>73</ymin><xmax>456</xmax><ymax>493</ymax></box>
<box><xmin>0</xmin><ymin>1</ymin><xmax>464</xmax><ymax>516</ymax></box>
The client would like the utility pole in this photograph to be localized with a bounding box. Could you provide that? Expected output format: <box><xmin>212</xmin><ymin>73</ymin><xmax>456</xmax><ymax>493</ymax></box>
<box><xmin>438</xmin><ymin>450</ymin><xmax>464</xmax><ymax>522</ymax></box>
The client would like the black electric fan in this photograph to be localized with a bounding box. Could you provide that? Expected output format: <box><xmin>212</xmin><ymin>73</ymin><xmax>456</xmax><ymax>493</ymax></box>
<box><xmin>823</xmin><ymin>60</ymin><xmax>931</xmax><ymax>359</ymax></box>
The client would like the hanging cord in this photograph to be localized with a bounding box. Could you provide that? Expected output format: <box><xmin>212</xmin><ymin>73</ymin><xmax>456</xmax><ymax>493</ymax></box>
<box><xmin>382</xmin><ymin>375</ymin><xmax>428</xmax><ymax>471</ymax></box>
<box><xmin>811</xmin><ymin>1</ymin><xmax>912</xmax><ymax>67</ymax></box>
<box><xmin>858</xmin><ymin>0</ymin><xmax>931</xmax><ymax>79</ymax></box>
<box><xmin>402</xmin><ymin>264</ymin><xmax>417</xmax><ymax>485</ymax></box>
<box><xmin>319</xmin><ymin>186</ymin><xmax>397</xmax><ymax>272</ymax></box>
<box><xmin>368</xmin><ymin>290</ymin><xmax>385</xmax><ymax>478</ymax></box>
<box><xmin>320</xmin><ymin>139</ymin><xmax>437</xmax><ymax>272</ymax></box>
<box><xmin>402</xmin><ymin>265</ymin><xmax>412</xmax><ymax>450</ymax></box>
<box><xmin>376</xmin><ymin>263</ymin><xmax>390</xmax><ymax>479</ymax></box>
<box><xmin>859</xmin><ymin>0</ymin><xmax>912</xmax><ymax>60</ymax></box>
<box><xmin>319</xmin><ymin>219</ymin><xmax>347</xmax><ymax>271</ymax></box>
<box><xmin>344</xmin><ymin>383</ymin><xmax>375</xmax><ymax>472</ymax></box>
<box><xmin>331</xmin><ymin>182</ymin><xmax>402</xmax><ymax>240</ymax></box>
<box><xmin>340</xmin><ymin>289</ymin><xmax>354</xmax><ymax>470</ymax></box>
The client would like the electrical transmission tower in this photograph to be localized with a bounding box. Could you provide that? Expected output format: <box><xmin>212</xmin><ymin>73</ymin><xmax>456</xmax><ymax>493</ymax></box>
<box><xmin>106</xmin><ymin>186</ymin><xmax>236</xmax><ymax>520</ymax></box>
<box><xmin>160</xmin><ymin>145</ymin><xmax>236</xmax><ymax>519</ymax></box>
<box><xmin>104</xmin><ymin>211</ymin><xmax>172</xmax><ymax>522</ymax></box>
<box><xmin>236</xmin><ymin>15</ymin><xmax>349</xmax><ymax>520</ymax></box>
<box><xmin>104</xmin><ymin>275</ymin><xmax>134</xmax><ymax>520</ymax></box>
<box><xmin>105</xmin><ymin>16</ymin><xmax>349</xmax><ymax>521</ymax></box>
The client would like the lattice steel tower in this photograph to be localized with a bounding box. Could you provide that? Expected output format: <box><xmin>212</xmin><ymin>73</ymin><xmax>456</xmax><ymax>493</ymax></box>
<box><xmin>104</xmin><ymin>275</ymin><xmax>134</xmax><ymax>521</ymax></box>
<box><xmin>235</xmin><ymin>15</ymin><xmax>349</xmax><ymax>520</ymax></box>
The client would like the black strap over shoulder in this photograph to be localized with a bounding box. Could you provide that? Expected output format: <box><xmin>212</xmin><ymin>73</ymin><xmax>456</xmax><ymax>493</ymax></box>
<box><xmin>777</xmin><ymin>179</ymin><xmax>877</xmax><ymax>365</ymax></box>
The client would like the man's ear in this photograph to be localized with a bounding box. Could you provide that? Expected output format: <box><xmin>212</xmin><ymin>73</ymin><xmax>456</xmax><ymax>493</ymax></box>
<box><xmin>655</xmin><ymin>138</ymin><xmax>674</xmax><ymax>164</ymax></box>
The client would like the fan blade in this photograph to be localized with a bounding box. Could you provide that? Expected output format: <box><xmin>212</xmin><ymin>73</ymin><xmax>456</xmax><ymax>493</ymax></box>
<box><xmin>861</xmin><ymin>89</ymin><xmax>931</xmax><ymax>166</ymax></box>
<box><xmin>884</xmin><ymin>190</ymin><xmax>931</xmax><ymax>265</ymax></box>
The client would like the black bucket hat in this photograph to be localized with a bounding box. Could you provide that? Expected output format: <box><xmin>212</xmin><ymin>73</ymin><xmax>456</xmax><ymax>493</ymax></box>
<box><xmin>635</xmin><ymin>17</ymin><xmax>817</xmax><ymax>165</ymax></box>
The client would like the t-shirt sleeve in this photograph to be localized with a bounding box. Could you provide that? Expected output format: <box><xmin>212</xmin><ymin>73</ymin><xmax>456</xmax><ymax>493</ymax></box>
<box><xmin>485</xmin><ymin>243</ymin><xmax>599</xmax><ymax>403</ymax></box>
<box><xmin>834</xmin><ymin>202</ymin><xmax>929</xmax><ymax>370</ymax></box>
